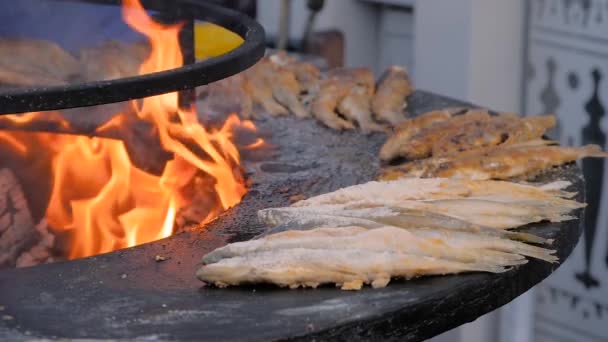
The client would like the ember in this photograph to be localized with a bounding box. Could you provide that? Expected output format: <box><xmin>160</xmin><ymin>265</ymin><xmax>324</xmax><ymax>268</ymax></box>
<box><xmin>0</xmin><ymin>0</ymin><xmax>259</xmax><ymax>265</ymax></box>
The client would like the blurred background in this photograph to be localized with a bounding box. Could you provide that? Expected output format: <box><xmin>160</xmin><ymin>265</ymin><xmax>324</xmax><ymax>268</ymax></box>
<box><xmin>232</xmin><ymin>0</ymin><xmax>606</xmax><ymax>341</ymax></box>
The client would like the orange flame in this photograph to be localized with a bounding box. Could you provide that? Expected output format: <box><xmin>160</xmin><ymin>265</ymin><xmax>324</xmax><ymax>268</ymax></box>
<box><xmin>0</xmin><ymin>0</ymin><xmax>253</xmax><ymax>260</ymax></box>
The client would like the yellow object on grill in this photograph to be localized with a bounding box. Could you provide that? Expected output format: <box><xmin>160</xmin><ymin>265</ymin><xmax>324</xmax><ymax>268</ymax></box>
<box><xmin>194</xmin><ymin>22</ymin><xmax>244</xmax><ymax>60</ymax></box>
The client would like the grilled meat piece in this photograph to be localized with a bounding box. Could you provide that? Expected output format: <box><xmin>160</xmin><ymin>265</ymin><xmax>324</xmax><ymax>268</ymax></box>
<box><xmin>393</xmin><ymin>110</ymin><xmax>493</xmax><ymax>161</ymax></box>
<box><xmin>372</xmin><ymin>66</ymin><xmax>413</xmax><ymax>126</ymax></box>
<box><xmin>432</xmin><ymin>114</ymin><xmax>556</xmax><ymax>157</ymax></box>
<box><xmin>310</xmin><ymin>78</ymin><xmax>356</xmax><ymax>130</ymax></box>
<box><xmin>337</xmin><ymin>85</ymin><xmax>386</xmax><ymax>134</ymax></box>
<box><xmin>245</xmin><ymin>58</ymin><xmax>289</xmax><ymax>116</ymax></box>
<box><xmin>380</xmin><ymin>141</ymin><xmax>608</xmax><ymax>181</ymax></box>
<box><xmin>327</xmin><ymin>67</ymin><xmax>375</xmax><ymax>91</ymax></box>
<box><xmin>313</xmin><ymin>66</ymin><xmax>382</xmax><ymax>132</ymax></box>
<box><xmin>380</xmin><ymin>110</ymin><xmax>556</xmax><ymax>162</ymax></box>
<box><xmin>380</xmin><ymin>109</ymin><xmax>454</xmax><ymax>161</ymax></box>
<box><xmin>272</xmin><ymin>66</ymin><xmax>309</xmax><ymax>118</ymax></box>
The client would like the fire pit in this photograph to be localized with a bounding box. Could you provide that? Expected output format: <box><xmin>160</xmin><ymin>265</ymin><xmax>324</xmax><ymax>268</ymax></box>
<box><xmin>0</xmin><ymin>89</ymin><xmax>583</xmax><ymax>340</ymax></box>
<box><xmin>0</xmin><ymin>1</ymin><xmax>583</xmax><ymax>341</ymax></box>
<box><xmin>0</xmin><ymin>0</ymin><xmax>265</xmax><ymax>267</ymax></box>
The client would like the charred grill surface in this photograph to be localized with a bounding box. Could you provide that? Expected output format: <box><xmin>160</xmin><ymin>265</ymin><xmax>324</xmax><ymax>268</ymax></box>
<box><xmin>0</xmin><ymin>91</ymin><xmax>583</xmax><ymax>341</ymax></box>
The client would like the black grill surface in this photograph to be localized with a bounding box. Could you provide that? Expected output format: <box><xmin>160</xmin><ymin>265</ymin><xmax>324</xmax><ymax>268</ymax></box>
<box><xmin>0</xmin><ymin>91</ymin><xmax>583</xmax><ymax>341</ymax></box>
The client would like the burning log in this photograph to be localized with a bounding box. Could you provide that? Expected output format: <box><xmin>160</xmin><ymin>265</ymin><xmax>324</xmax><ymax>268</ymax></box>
<box><xmin>0</xmin><ymin>0</ymin><xmax>265</xmax><ymax>265</ymax></box>
<box><xmin>15</xmin><ymin>220</ymin><xmax>57</xmax><ymax>268</ymax></box>
<box><xmin>0</xmin><ymin>168</ymin><xmax>54</xmax><ymax>268</ymax></box>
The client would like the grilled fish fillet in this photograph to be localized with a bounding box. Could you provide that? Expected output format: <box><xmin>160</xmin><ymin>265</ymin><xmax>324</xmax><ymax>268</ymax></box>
<box><xmin>380</xmin><ymin>109</ymin><xmax>454</xmax><ymax>161</ymax></box>
<box><xmin>197</xmin><ymin>226</ymin><xmax>521</xmax><ymax>290</ymax></box>
<box><xmin>245</xmin><ymin>59</ymin><xmax>289</xmax><ymax>116</ymax></box>
<box><xmin>379</xmin><ymin>110</ymin><xmax>557</xmax><ymax>162</ymax></box>
<box><xmin>372</xmin><ymin>66</ymin><xmax>413</xmax><ymax>126</ymax></box>
<box><xmin>380</xmin><ymin>142</ymin><xmax>608</xmax><ymax>181</ymax></box>
<box><xmin>338</xmin><ymin>85</ymin><xmax>386</xmax><ymax>134</ymax></box>
<box><xmin>310</xmin><ymin>78</ymin><xmax>356</xmax><ymax>130</ymax></box>
<box><xmin>432</xmin><ymin>114</ymin><xmax>556</xmax><ymax>157</ymax></box>
<box><xmin>391</xmin><ymin>110</ymin><xmax>493</xmax><ymax>161</ymax></box>
<box><xmin>269</xmin><ymin>51</ymin><xmax>321</xmax><ymax>110</ymax></box>
<box><xmin>326</xmin><ymin>67</ymin><xmax>375</xmax><ymax>92</ymax></box>
<box><xmin>272</xmin><ymin>67</ymin><xmax>309</xmax><ymax>118</ymax></box>
<box><xmin>310</xmin><ymin>67</ymin><xmax>381</xmax><ymax>131</ymax></box>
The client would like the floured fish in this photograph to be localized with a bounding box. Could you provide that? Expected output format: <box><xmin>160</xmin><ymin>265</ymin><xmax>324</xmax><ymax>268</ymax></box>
<box><xmin>203</xmin><ymin>226</ymin><xmax>536</xmax><ymax>266</ymax></box>
<box><xmin>197</xmin><ymin>226</ymin><xmax>527</xmax><ymax>290</ymax></box>
<box><xmin>291</xmin><ymin>178</ymin><xmax>574</xmax><ymax>207</ymax></box>
<box><xmin>288</xmin><ymin>178</ymin><xmax>583</xmax><ymax>230</ymax></box>
<box><xmin>258</xmin><ymin>205</ymin><xmax>551</xmax><ymax>244</ymax></box>
<box><xmin>198</xmin><ymin>177</ymin><xmax>576</xmax><ymax>290</ymax></box>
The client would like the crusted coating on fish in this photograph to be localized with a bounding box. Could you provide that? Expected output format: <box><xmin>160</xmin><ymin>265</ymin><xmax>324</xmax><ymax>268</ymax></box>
<box><xmin>197</xmin><ymin>227</ymin><xmax>520</xmax><ymax>290</ymax></box>
<box><xmin>379</xmin><ymin>143</ymin><xmax>608</xmax><ymax>181</ymax></box>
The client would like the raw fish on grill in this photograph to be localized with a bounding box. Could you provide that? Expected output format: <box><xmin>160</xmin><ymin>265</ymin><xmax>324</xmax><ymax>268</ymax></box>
<box><xmin>202</xmin><ymin>226</ymin><xmax>538</xmax><ymax>266</ymax></box>
<box><xmin>289</xmin><ymin>178</ymin><xmax>583</xmax><ymax>230</ymax></box>
<box><xmin>197</xmin><ymin>226</ymin><xmax>532</xmax><ymax>290</ymax></box>
<box><xmin>257</xmin><ymin>205</ymin><xmax>550</xmax><ymax>244</ymax></box>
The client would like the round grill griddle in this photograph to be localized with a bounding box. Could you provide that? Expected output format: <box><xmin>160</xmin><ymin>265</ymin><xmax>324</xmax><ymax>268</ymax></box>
<box><xmin>0</xmin><ymin>91</ymin><xmax>584</xmax><ymax>341</ymax></box>
<box><xmin>0</xmin><ymin>0</ymin><xmax>265</xmax><ymax>114</ymax></box>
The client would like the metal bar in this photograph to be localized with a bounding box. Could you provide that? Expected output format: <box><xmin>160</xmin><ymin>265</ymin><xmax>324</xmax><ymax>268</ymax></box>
<box><xmin>276</xmin><ymin>0</ymin><xmax>291</xmax><ymax>51</ymax></box>
<box><xmin>0</xmin><ymin>0</ymin><xmax>265</xmax><ymax>114</ymax></box>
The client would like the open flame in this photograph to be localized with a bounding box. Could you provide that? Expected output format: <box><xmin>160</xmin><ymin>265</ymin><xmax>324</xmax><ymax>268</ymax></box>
<box><xmin>0</xmin><ymin>0</ymin><xmax>253</xmax><ymax>259</ymax></box>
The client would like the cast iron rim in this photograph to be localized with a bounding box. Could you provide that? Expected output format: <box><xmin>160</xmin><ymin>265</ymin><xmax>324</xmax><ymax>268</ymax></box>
<box><xmin>0</xmin><ymin>0</ymin><xmax>266</xmax><ymax>115</ymax></box>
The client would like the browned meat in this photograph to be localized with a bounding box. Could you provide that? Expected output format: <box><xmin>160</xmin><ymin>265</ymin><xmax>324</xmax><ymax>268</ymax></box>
<box><xmin>310</xmin><ymin>78</ymin><xmax>355</xmax><ymax>130</ymax></box>
<box><xmin>372</xmin><ymin>66</ymin><xmax>413</xmax><ymax>125</ymax></box>
<box><xmin>378</xmin><ymin>140</ymin><xmax>608</xmax><ymax>181</ymax></box>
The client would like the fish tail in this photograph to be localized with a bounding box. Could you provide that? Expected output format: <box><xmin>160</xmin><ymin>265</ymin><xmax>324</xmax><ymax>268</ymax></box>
<box><xmin>526</xmin><ymin>114</ymin><xmax>557</xmax><ymax>129</ymax></box>
<box><xmin>579</xmin><ymin>144</ymin><xmax>608</xmax><ymax>158</ymax></box>
<box><xmin>504</xmin><ymin>231</ymin><xmax>551</xmax><ymax>245</ymax></box>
